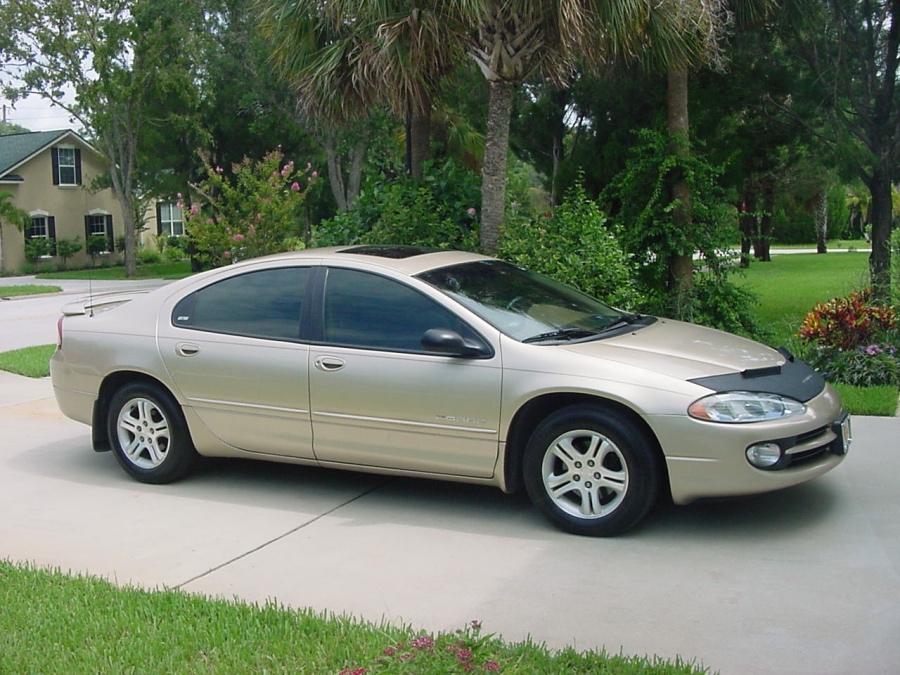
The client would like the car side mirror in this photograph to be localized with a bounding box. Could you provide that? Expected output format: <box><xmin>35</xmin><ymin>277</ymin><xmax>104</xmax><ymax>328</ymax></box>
<box><xmin>421</xmin><ymin>328</ymin><xmax>491</xmax><ymax>358</ymax></box>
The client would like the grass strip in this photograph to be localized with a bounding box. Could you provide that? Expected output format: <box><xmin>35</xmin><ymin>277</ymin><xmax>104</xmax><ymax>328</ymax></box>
<box><xmin>0</xmin><ymin>284</ymin><xmax>61</xmax><ymax>297</ymax></box>
<box><xmin>0</xmin><ymin>344</ymin><xmax>55</xmax><ymax>378</ymax></box>
<box><xmin>833</xmin><ymin>384</ymin><xmax>899</xmax><ymax>417</ymax></box>
<box><xmin>0</xmin><ymin>561</ymin><xmax>708</xmax><ymax>675</ymax></box>
<box><xmin>38</xmin><ymin>261</ymin><xmax>192</xmax><ymax>280</ymax></box>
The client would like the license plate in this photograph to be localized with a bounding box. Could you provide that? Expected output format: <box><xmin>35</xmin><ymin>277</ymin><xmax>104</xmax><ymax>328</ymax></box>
<box><xmin>834</xmin><ymin>413</ymin><xmax>852</xmax><ymax>455</ymax></box>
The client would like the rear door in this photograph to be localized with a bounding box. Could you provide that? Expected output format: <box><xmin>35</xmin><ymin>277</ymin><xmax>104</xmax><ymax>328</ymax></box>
<box><xmin>157</xmin><ymin>265</ymin><xmax>315</xmax><ymax>459</ymax></box>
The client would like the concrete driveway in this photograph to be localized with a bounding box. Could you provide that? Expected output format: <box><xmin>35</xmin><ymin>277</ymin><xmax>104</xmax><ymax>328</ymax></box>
<box><xmin>1</xmin><ymin>281</ymin><xmax>899</xmax><ymax>674</ymax></box>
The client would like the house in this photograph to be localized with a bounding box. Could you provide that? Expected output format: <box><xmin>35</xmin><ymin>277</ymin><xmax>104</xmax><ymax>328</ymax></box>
<box><xmin>0</xmin><ymin>129</ymin><xmax>123</xmax><ymax>272</ymax></box>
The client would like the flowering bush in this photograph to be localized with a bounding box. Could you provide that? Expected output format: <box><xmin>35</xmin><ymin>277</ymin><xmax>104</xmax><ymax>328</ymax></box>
<box><xmin>807</xmin><ymin>343</ymin><xmax>900</xmax><ymax>388</ymax></box>
<box><xmin>182</xmin><ymin>149</ymin><xmax>316</xmax><ymax>269</ymax></box>
<box><xmin>798</xmin><ymin>289</ymin><xmax>896</xmax><ymax>351</ymax></box>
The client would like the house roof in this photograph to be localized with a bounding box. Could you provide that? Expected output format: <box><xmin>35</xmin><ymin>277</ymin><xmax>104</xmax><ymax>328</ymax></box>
<box><xmin>0</xmin><ymin>130</ymin><xmax>98</xmax><ymax>181</ymax></box>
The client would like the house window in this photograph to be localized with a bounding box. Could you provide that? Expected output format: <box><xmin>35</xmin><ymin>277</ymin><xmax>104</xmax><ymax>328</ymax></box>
<box><xmin>84</xmin><ymin>213</ymin><xmax>114</xmax><ymax>253</ymax></box>
<box><xmin>25</xmin><ymin>213</ymin><xmax>57</xmax><ymax>258</ymax></box>
<box><xmin>52</xmin><ymin>146</ymin><xmax>82</xmax><ymax>186</ymax></box>
<box><xmin>158</xmin><ymin>202</ymin><xmax>184</xmax><ymax>237</ymax></box>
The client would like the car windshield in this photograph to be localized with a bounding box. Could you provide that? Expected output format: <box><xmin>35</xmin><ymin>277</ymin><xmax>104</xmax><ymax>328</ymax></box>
<box><xmin>418</xmin><ymin>260</ymin><xmax>629</xmax><ymax>342</ymax></box>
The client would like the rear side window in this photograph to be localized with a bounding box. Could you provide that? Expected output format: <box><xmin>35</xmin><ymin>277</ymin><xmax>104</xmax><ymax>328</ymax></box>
<box><xmin>173</xmin><ymin>267</ymin><xmax>310</xmax><ymax>341</ymax></box>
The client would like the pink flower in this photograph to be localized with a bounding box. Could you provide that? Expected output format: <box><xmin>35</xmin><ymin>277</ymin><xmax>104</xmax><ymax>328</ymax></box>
<box><xmin>190</xmin><ymin>204</ymin><xmax>199</xmax><ymax>215</ymax></box>
<box><xmin>215</xmin><ymin>166</ymin><xmax>223</xmax><ymax>174</ymax></box>
<box><xmin>291</xmin><ymin>182</ymin><xmax>301</xmax><ymax>191</ymax></box>
<box><xmin>411</xmin><ymin>635</ymin><xmax>434</xmax><ymax>651</ymax></box>
<box><xmin>311</xmin><ymin>171</ymin><xmax>318</xmax><ymax>178</ymax></box>
<box><xmin>456</xmin><ymin>649</ymin><xmax>473</xmax><ymax>663</ymax></box>
<box><xmin>467</xmin><ymin>207</ymin><xmax>476</xmax><ymax>216</ymax></box>
<box><xmin>233</xmin><ymin>234</ymin><xmax>244</xmax><ymax>242</ymax></box>
<box><xmin>222</xmin><ymin>250</ymin><xmax>231</xmax><ymax>259</ymax></box>
<box><xmin>484</xmin><ymin>660</ymin><xmax>501</xmax><ymax>671</ymax></box>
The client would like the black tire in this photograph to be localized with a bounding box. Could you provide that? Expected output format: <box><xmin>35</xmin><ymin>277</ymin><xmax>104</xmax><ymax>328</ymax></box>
<box><xmin>107</xmin><ymin>382</ymin><xmax>198</xmax><ymax>484</ymax></box>
<box><xmin>523</xmin><ymin>405</ymin><xmax>662</xmax><ymax>536</ymax></box>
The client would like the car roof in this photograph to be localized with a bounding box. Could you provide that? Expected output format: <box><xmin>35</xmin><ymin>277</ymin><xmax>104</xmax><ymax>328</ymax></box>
<box><xmin>255</xmin><ymin>245</ymin><xmax>493</xmax><ymax>277</ymax></box>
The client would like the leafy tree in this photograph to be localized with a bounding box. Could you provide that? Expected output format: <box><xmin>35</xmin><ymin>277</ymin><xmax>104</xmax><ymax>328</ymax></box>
<box><xmin>0</xmin><ymin>0</ymin><xmax>205</xmax><ymax>278</ymax></box>
<box><xmin>0</xmin><ymin>121</ymin><xmax>31</xmax><ymax>135</ymax></box>
<box><xmin>0</xmin><ymin>191</ymin><xmax>30</xmax><ymax>269</ymax></box>
<box><xmin>782</xmin><ymin>0</ymin><xmax>900</xmax><ymax>301</ymax></box>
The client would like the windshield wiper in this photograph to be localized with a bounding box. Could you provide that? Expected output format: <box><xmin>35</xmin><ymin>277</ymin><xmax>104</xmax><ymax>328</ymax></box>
<box><xmin>523</xmin><ymin>328</ymin><xmax>599</xmax><ymax>344</ymax></box>
<box><xmin>599</xmin><ymin>312</ymin><xmax>645</xmax><ymax>333</ymax></box>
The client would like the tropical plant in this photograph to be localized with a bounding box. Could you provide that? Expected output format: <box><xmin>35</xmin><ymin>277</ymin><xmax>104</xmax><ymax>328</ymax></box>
<box><xmin>55</xmin><ymin>237</ymin><xmax>82</xmax><ymax>268</ymax></box>
<box><xmin>798</xmin><ymin>288</ymin><xmax>897</xmax><ymax>352</ymax></box>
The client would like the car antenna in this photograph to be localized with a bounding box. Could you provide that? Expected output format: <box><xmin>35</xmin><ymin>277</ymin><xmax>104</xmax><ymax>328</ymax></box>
<box><xmin>88</xmin><ymin>257</ymin><xmax>94</xmax><ymax>317</ymax></box>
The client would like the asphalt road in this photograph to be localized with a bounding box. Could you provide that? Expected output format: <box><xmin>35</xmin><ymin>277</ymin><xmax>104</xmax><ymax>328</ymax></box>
<box><xmin>1</xmin><ymin>274</ymin><xmax>898</xmax><ymax>675</ymax></box>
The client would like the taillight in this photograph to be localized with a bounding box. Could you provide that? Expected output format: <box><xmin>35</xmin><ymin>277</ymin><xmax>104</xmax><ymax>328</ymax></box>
<box><xmin>56</xmin><ymin>315</ymin><xmax>64</xmax><ymax>350</ymax></box>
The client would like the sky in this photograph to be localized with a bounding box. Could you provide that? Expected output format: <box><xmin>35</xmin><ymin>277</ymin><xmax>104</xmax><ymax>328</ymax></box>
<box><xmin>1</xmin><ymin>93</ymin><xmax>79</xmax><ymax>132</ymax></box>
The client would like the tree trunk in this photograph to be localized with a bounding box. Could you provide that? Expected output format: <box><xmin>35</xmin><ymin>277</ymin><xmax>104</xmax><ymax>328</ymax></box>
<box><xmin>814</xmin><ymin>189</ymin><xmax>828</xmax><ymax>254</ymax></box>
<box><xmin>548</xmin><ymin>88</ymin><xmax>567</xmax><ymax>207</ymax></box>
<box><xmin>756</xmin><ymin>176</ymin><xmax>774</xmax><ymax>262</ymax></box>
<box><xmin>738</xmin><ymin>181</ymin><xmax>756</xmax><ymax>269</ymax></box>
<box><xmin>666</xmin><ymin>67</ymin><xmax>693</xmax><ymax>303</ymax></box>
<box><xmin>867</xmin><ymin>166</ymin><xmax>893</xmax><ymax>302</ymax></box>
<box><xmin>409</xmin><ymin>94</ymin><xmax>431</xmax><ymax>182</ymax></box>
<box><xmin>480</xmin><ymin>80</ymin><xmax>515</xmax><ymax>254</ymax></box>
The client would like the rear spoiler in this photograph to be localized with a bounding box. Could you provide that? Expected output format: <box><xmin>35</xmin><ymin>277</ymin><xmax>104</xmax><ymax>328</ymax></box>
<box><xmin>61</xmin><ymin>290</ymin><xmax>149</xmax><ymax>316</ymax></box>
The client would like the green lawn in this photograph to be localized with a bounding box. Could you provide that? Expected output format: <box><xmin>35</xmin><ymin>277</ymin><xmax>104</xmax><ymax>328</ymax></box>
<box><xmin>38</xmin><ymin>261</ymin><xmax>192</xmax><ymax>280</ymax></box>
<box><xmin>0</xmin><ymin>284</ymin><xmax>62</xmax><ymax>297</ymax></box>
<box><xmin>735</xmin><ymin>252</ymin><xmax>871</xmax><ymax>348</ymax></box>
<box><xmin>0</xmin><ymin>561</ymin><xmax>706</xmax><ymax>675</ymax></box>
<box><xmin>0</xmin><ymin>344</ymin><xmax>56</xmax><ymax>378</ymax></box>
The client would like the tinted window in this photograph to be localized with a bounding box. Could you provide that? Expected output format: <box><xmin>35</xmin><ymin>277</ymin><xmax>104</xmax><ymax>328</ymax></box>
<box><xmin>322</xmin><ymin>268</ymin><xmax>478</xmax><ymax>352</ymax></box>
<box><xmin>173</xmin><ymin>267</ymin><xmax>310</xmax><ymax>341</ymax></box>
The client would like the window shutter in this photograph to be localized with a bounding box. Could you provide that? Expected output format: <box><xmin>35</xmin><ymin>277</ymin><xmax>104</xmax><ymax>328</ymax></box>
<box><xmin>156</xmin><ymin>202</ymin><xmax>163</xmax><ymax>236</ymax></box>
<box><xmin>106</xmin><ymin>215</ymin><xmax>114</xmax><ymax>252</ymax></box>
<box><xmin>74</xmin><ymin>149</ymin><xmax>83</xmax><ymax>185</ymax></box>
<box><xmin>48</xmin><ymin>217</ymin><xmax>58</xmax><ymax>255</ymax></box>
<box><xmin>51</xmin><ymin>148</ymin><xmax>60</xmax><ymax>185</ymax></box>
<box><xmin>84</xmin><ymin>216</ymin><xmax>91</xmax><ymax>241</ymax></box>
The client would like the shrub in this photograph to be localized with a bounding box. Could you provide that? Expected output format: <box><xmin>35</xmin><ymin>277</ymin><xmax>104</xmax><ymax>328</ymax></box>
<box><xmin>798</xmin><ymin>289</ymin><xmax>897</xmax><ymax>351</ymax></box>
<box><xmin>313</xmin><ymin>161</ymin><xmax>481</xmax><ymax>250</ymax></box>
<box><xmin>136</xmin><ymin>248</ymin><xmax>162</xmax><ymax>265</ymax></box>
<box><xmin>55</xmin><ymin>237</ymin><xmax>82</xmax><ymax>267</ymax></box>
<box><xmin>183</xmin><ymin>149</ymin><xmax>316</xmax><ymax>269</ymax></box>
<box><xmin>24</xmin><ymin>237</ymin><xmax>55</xmax><ymax>261</ymax></box>
<box><xmin>85</xmin><ymin>234</ymin><xmax>110</xmax><ymax>261</ymax></box>
<box><xmin>807</xmin><ymin>343</ymin><xmax>900</xmax><ymax>388</ymax></box>
<box><xmin>499</xmin><ymin>180</ymin><xmax>644</xmax><ymax>310</ymax></box>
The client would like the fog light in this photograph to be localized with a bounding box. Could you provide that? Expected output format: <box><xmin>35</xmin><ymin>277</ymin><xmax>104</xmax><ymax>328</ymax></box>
<box><xmin>746</xmin><ymin>442</ymin><xmax>783</xmax><ymax>468</ymax></box>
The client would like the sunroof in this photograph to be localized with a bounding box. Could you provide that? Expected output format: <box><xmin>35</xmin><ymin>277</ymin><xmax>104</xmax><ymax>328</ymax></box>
<box><xmin>340</xmin><ymin>245</ymin><xmax>440</xmax><ymax>259</ymax></box>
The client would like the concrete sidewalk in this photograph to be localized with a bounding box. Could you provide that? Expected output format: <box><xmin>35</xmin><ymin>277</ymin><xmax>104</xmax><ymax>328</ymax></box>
<box><xmin>1</xmin><ymin>370</ymin><xmax>898</xmax><ymax>675</ymax></box>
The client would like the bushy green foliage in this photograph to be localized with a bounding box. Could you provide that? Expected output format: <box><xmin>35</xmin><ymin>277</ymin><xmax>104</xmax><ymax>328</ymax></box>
<box><xmin>85</xmin><ymin>234</ymin><xmax>110</xmax><ymax>258</ymax></box>
<box><xmin>184</xmin><ymin>149</ymin><xmax>315</xmax><ymax>269</ymax></box>
<box><xmin>23</xmin><ymin>237</ymin><xmax>55</xmax><ymax>261</ymax></box>
<box><xmin>602</xmin><ymin>128</ymin><xmax>738</xmax><ymax>292</ymax></box>
<box><xmin>313</xmin><ymin>161</ymin><xmax>481</xmax><ymax>250</ymax></box>
<box><xmin>136</xmin><ymin>247</ymin><xmax>162</xmax><ymax>264</ymax></box>
<box><xmin>55</xmin><ymin>237</ymin><xmax>82</xmax><ymax>267</ymax></box>
<box><xmin>812</xmin><ymin>343</ymin><xmax>900</xmax><ymax>388</ymax></box>
<box><xmin>499</xmin><ymin>180</ymin><xmax>643</xmax><ymax>310</ymax></box>
<box><xmin>892</xmin><ymin>227</ymin><xmax>900</xmax><ymax>305</ymax></box>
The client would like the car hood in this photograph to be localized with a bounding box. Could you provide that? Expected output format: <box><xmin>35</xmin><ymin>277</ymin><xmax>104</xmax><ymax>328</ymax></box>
<box><xmin>560</xmin><ymin>318</ymin><xmax>785</xmax><ymax>381</ymax></box>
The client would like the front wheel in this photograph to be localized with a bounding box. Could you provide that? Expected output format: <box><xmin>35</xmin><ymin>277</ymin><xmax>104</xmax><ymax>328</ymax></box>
<box><xmin>523</xmin><ymin>405</ymin><xmax>662</xmax><ymax>536</ymax></box>
<box><xmin>107</xmin><ymin>382</ymin><xmax>198</xmax><ymax>484</ymax></box>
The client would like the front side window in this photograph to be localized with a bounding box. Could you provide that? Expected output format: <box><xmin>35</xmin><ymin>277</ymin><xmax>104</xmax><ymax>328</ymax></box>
<box><xmin>172</xmin><ymin>267</ymin><xmax>311</xmax><ymax>341</ymax></box>
<box><xmin>53</xmin><ymin>147</ymin><xmax>81</xmax><ymax>186</ymax></box>
<box><xmin>28</xmin><ymin>216</ymin><xmax>49</xmax><ymax>239</ymax></box>
<box><xmin>322</xmin><ymin>268</ymin><xmax>480</xmax><ymax>352</ymax></box>
<box><xmin>158</xmin><ymin>202</ymin><xmax>184</xmax><ymax>237</ymax></box>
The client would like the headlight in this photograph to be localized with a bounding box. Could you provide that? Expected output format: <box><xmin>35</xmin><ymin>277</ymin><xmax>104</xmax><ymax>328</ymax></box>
<box><xmin>688</xmin><ymin>391</ymin><xmax>806</xmax><ymax>423</ymax></box>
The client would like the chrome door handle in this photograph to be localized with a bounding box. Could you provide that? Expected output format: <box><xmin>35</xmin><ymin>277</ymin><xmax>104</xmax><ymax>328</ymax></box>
<box><xmin>315</xmin><ymin>356</ymin><xmax>345</xmax><ymax>372</ymax></box>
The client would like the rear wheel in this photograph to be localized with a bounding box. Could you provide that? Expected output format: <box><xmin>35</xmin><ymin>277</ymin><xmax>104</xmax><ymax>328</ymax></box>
<box><xmin>107</xmin><ymin>382</ymin><xmax>197</xmax><ymax>484</ymax></box>
<box><xmin>523</xmin><ymin>405</ymin><xmax>661</xmax><ymax>536</ymax></box>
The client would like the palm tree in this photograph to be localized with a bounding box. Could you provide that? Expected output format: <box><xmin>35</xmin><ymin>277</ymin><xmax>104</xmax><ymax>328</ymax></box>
<box><xmin>260</xmin><ymin>1</ymin><xmax>462</xmax><ymax>181</ymax></box>
<box><xmin>0</xmin><ymin>191</ymin><xmax>30</xmax><ymax>271</ymax></box>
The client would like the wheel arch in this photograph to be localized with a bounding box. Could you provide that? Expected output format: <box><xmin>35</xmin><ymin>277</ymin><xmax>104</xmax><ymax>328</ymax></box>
<box><xmin>91</xmin><ymin>371</ymin><xmax>180</xmax><ymax>452</ymax></box>
<box><xmin>503</xmin><ymin>393</ymin><xmax>670</xmax><ymax>496</ymax></box>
